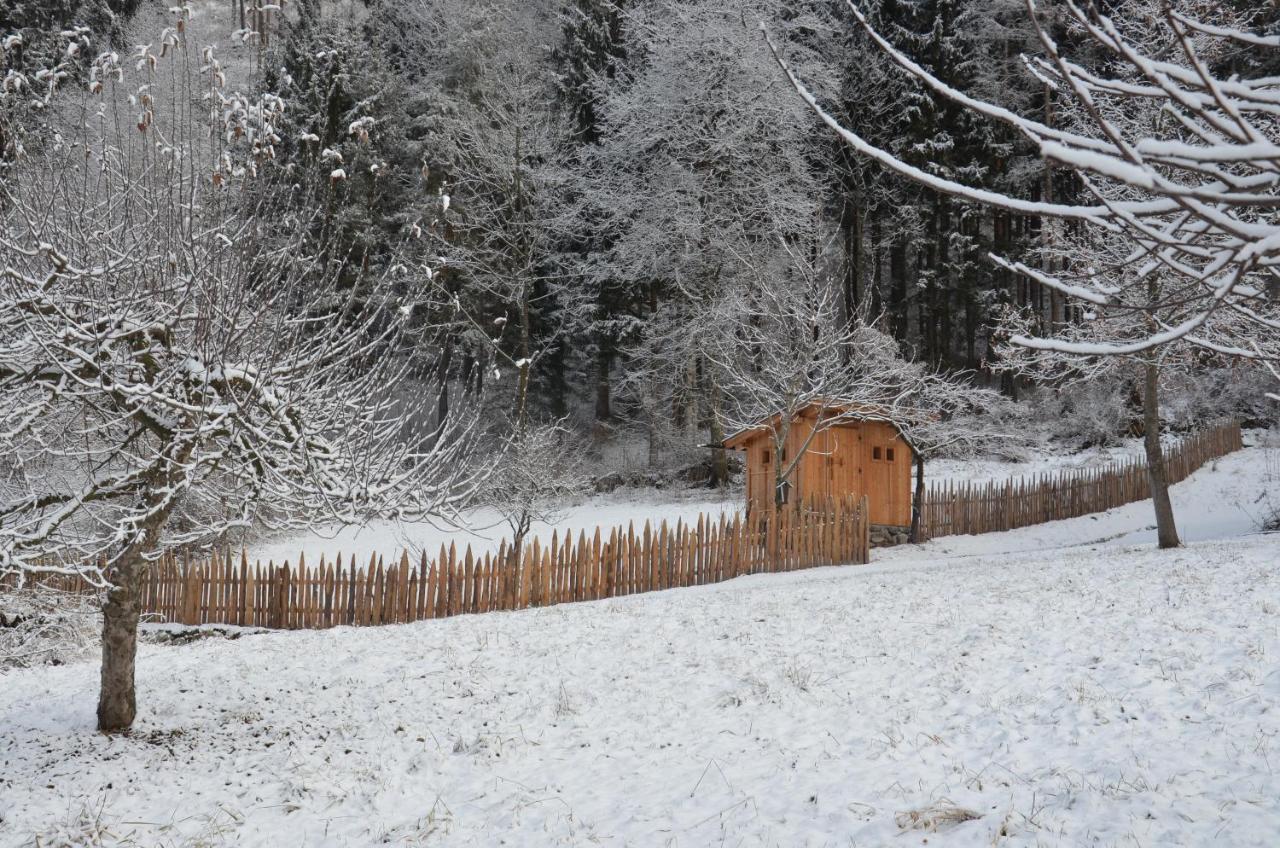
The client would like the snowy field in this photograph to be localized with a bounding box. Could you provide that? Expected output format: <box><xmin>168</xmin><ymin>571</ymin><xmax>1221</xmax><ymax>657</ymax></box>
<box><xmin>252</xmin><ymin>489</ymin><xmax>740</xmax><ymax>567</ymax></box>
<box><xmin>898</xmin><ymin>443</ymin><xmax>1276</xmax><ymax>556</ymax></box>
<box><xmin>920</xmin><ymin>431</ymin><xmax>1244</xmax><ymax>486</ymax></box>
<box><xmin>249</xmin><ymin>437</ymin><xmax>1190</xmax><ymax>568</ymax></box>
<box><xmin>2</xmin><ymin>449</ymin><xmax>1278</xmax><ymax>847</ymax></box>
<box><xmin>926</xmin><ymin>441</ymin><xmax>1148</xmax><ymax>485</ymax></box>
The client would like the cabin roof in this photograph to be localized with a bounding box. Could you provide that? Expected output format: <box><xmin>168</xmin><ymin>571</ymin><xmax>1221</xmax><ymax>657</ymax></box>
<box><xmin>721</xmin><ymin>400</ymin><xmax>923</xmax><ymax>453</ymax></box>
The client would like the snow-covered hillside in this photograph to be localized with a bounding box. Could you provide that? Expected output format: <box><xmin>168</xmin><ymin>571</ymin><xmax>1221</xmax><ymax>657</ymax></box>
<box><xmin>1</xmin><ymin>448</ymin><xmax>1277</xmax><ymax>847</ymax></box>
<box><xmin>250</xmin><ymin>433</ymin><xmax>1257</xmax><ymax>568</ymax></box>
<box><xmin>251</xmin><ymin>489</ymin><xmax>740</xmax><ymax>566</ymax></box>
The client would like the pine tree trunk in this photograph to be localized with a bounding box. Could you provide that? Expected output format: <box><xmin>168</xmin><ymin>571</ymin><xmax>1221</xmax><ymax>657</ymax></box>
<box><xmin>594</xmin><ymin>342</ymin><xmax>612</xmax><ymax>423</ymax></box>
<box><xmin>647</xmin><ymin>413</ymin><xmax>660</xmax><ymax>468</ymax></box>
<box><xmin>890</xmin><ymin>238</ymin><xmax>908</xmax><ymax>340</ymax></box>
<box><xmin>870</xmin><ymin>217</ymin><xmax>884</xmax><ymax>318</ymax></box>
<box><xmin>435</xmin><ymin>334</ymin><xmax>453</xmax><ymax>432</ymax></box>
<box><xmin>1143</xmin><ymin>360</ymin><xmax>1181</xmax><ymax>549</ymax></box>
<box><xmin>1041</xmin><ymin>82</ymin><xmax>1058</xmax><ymax>335</ymax></box>
<box><xmin>841</xmin><ymin>196</ymin><xmax>862</xmax><ymax>326</ymax></box>
<box><xmin>682</xmin><ymin>355</ymin><xmax>698</xmax><ymax>440</ymax></box>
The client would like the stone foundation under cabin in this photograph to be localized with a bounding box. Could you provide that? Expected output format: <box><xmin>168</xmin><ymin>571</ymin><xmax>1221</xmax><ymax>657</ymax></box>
<box><xmin>870</xmin><ymin>524</ymin><xmax>912</xmax><ymax>547</ymax></box>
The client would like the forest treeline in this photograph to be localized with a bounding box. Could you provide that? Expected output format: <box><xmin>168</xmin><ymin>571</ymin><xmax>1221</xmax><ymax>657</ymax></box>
<box><xmin>4</xmin><ymin>0</ymin><xmax>1277</xmax><ymax>469</ymax></box>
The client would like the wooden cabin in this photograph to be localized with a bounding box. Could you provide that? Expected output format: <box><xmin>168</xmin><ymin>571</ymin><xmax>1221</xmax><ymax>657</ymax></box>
<box><xmin>722</xmin><ymin>402</ymin><xmax>916</xmax><ymax>531</ymax></box>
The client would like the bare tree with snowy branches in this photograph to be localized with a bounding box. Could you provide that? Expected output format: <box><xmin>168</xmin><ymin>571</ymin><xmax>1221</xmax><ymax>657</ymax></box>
<box><xmin>764</xmin><ymin>0</ymin><xmax>1280</xmax><ymax>548</ymax></box>
<box><xmin>482</xmin><ymin>420</ymin><xmax>589</xmax><ymax>554</ymax></box>
<box><xmin>0</xmin><ymin>18</ymin><xmax>484</xmax><ymax>731</ymax></box>
<box><xmin>708</xmin><ymin>249</ymin><xmax>959</xmax><ymax>512</ymax></box>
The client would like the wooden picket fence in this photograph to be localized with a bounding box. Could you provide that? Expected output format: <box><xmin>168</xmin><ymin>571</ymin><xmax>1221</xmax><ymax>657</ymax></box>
<box><xmin>917</xmin><ymin>420</ymin><xmax>1243</xmax><ymax>540</ymax></box>
<box><xmin>6</xmin><ymin>495</ymin><xmax>869</xmax><ymax>629</ymax></box>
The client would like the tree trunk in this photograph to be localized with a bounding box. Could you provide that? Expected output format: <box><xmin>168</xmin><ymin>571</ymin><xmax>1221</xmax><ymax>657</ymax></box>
<box><xmin>647</xmin><ymin>413</ymin><xmax>660</xmax><ymax>468</ymax></box>
<box><xmin>594</xmin><ymin>341</ymin><xmax>612</xmax><ymax>423</ymax></box>
<box><xmin>435</xmin><ymin>333</ymin><xmax>453</xmax><ymax>430</ymax></box>
<box><xmin>1041</xmin><ymin>82</ymin><xmax>1058</xmax><ymax>335</ymax></box>
<box><xmin>910</xmin><ymin>453</ymin><xmax>925</xmax><ymax>543</ymax></box>
<box><xmin>514</xmin><ymin>284</ymin><xmax>531</xmax><ymax>431</ymax></box>
<box><xmin>870</xmin><ymin>216</ymin><xmax>884</xmax><ymax>318</ymax></box>
<box><xmin>890</xmin><ymin>237</ymin><xmax>909</xmax><ymax>341</ymax></box>
<box><xmin>97</xmin><ymin>549</ymin><xmax>145</xmax><ymax>732</ymax></box>
<box><xmin>841</xmin><ymin>196</ymin><xmax>862</xmax><ymax>326</ymax></box>
<box><xmin>682</xmin><ymin>355</ymin><xmax>698</xmax><ymax>440</ymax></box>
<box><xmin>706</xmin><ymin>377</ymin><xmax>728</xmax><ymax>488</ymax></box>
<box><xmin>1143</xmin><ymin>360</ymin><xmax>1181</xmax><ymax>549</ymax></box>
<box><xmin>774</xmin><ymin>455</ymin><xmax>785</xmax><ymax>511</ymax></box>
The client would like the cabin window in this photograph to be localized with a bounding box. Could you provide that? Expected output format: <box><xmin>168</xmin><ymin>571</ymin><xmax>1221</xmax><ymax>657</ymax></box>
<box><xmin>777</xmin><ymin>479</ymin><xmax>791</xmax><ymax>504</ymax></box>
<box><xmin>762</xmin><ymin>450</ymin><xmax>770</xmax><ymax>465</ymax></box>
<box><xmin>886</xmin><ymin>448</ymin><xmax>896</xmax><ymax>462</ymax></box>
<box><xmin>872</xmin><ymin>446</ymin><xmax>882</xmax><ymax>460</ymax></box>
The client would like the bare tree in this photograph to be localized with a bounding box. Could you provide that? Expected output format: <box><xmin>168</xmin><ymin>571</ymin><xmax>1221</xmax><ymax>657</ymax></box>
<box><xmin>708</xmin><ymin>254</ymin><xmax>933</xmax><ymax>510</ymax></box>
<box><xmin>482</xmin><ymin>421</ymin><xmax>589</xmax><ymax>554</ymax></box>
<box><xmin>764</xmin><ymin>0</ymin><xmax>1280</xmax><ymax>548</ymax></box>
<box><xmin>0</xmin><ymin>20</ymin><xmax>483</xmax><ymax>731</ymax></box>
<box><xmin>893</xmin><ymin>377</ymin><xmax>1019</xmax><ymax>542</ymax></box>
<box><xmin>378</xmin><ymin>0</ymin><xmax>575</xmax><ymax>429</ymax></box>
<box><xmin>587</xmin><ymin>0</ymin><xmax>825</xmax><ymax>483</ymax></box>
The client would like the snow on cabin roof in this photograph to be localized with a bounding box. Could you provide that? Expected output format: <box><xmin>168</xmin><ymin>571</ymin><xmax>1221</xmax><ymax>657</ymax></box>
<box><xmin>721</xmin><ymin>401</ymin><xmax>924</xmax><ymax>452</ymax></box>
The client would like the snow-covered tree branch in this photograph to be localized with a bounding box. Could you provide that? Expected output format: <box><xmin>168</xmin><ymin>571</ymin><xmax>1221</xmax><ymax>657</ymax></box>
<box><xmin>0</xmin><ymin>15</ymin><xmax>485</xmax><ymax>731</ymax></box>
<box><xmin>766</xmin><ymin>0</ymin><xmax>1280</xmax><ymax>363</ymax></box>
<box><xmin>765</xmin><ymin>0</ymin><xmax>1280</xmax><ymax>547</ymax></box>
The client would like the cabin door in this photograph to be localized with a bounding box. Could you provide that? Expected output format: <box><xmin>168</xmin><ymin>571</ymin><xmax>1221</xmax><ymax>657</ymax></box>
<box><xmin>863</xmin><ymin>423</ymin><xmax>903</xmax><ymax>526</ymax></box>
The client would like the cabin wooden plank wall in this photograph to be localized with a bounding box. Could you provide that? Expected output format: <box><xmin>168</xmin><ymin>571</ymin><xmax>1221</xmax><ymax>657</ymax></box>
<box><xmin>735</xmin><ymin>415</ymin><xmax>913</xmax><ymax>528</ymax></box>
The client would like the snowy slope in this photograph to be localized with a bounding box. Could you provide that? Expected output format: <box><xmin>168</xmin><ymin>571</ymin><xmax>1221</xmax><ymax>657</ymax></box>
<box><xmin>888</xmin><ymin>446</ymin><xmax>1274</xmax><ymax>558</ymax></box>
<box><xmin>250</xmin><ymin>433</ymin><xmax>1261</xmax><ymax>569</ymax></box>
<box><xmin>925</xmin><ymin>438</ymin><xmax>1148</xmax><ymax>484</ymax></box>
<box><xmin>1</xmin><ymin>449</ymin><xmax>1277</xmax><ymax>847</ymax></box>
<box><xmin>251</xmin><ymin>490</ymin><xmax>740</xmax><ymax>567</ymax></box>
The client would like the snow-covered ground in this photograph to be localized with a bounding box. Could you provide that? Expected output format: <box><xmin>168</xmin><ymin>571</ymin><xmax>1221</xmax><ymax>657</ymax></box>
<box><xmin>926</xmin><ymin>440</ymin><xmax>1148</xmax><ymax>485</ymax></box>
<box><xmin>1</xmin><ymin>448</ymin><xmax>1277</xmax><ymax>847</ymax></box>
<box><xmin>251</xmin><ymin>432</ymin><xmax>1256</xmax><ymax>568</ymax></box>
<box><xmin>252</xmin><ymin>489</ymin><xmax>740</xmax><ymax>567</ymax></box>
<box><xmin>900</xmin><ymin>444</ymin><xmax>1276</xmax><ymax>556</ymax></box>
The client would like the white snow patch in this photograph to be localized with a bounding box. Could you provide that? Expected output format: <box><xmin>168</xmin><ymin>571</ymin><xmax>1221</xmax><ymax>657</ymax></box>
<box><xmin>251</xmin><ymin>491</ymin><xmax>740</xmax><ymax>566</ymax></box>
<box><xmin>2</xmin><ymin>448</ymin><xmax>1277</xmax><ymax>847</ymax></box>
<box><xmin>926</xmin><ymin>439</ymin><xmax>1148</xmax><ymax>485</ymax></box>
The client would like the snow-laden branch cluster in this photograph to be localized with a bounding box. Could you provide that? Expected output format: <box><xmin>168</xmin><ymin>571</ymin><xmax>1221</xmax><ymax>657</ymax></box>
<box><xmin>765</xmin><ymin>0</ymin><xmax>1280</xmax><ymax>396</ymax></box>
<box><xmin>481</xmin><ymin>420</ymin><xmax>589</xmax><ymax>551</ymax></box>
<box><xmin>0</xmin><ymin>13</ymin><xmax>484</xmax><ymax>586</ymax></box>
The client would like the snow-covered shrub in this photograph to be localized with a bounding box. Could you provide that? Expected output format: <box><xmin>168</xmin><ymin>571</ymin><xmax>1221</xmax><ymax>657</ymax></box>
<box><xmin>588</xmin><ymin>422</ymin><xmax>721</xmax><ymax>491</ymax></box>
<box><xmin>1030</xmin><ymin>380</ymin><xmax>1135</xmax><ymax>449</ymax></box>
<box><xmin>0</xmin><ymin>585</ymin><xmax>99</xmax><ymax>669</ymax></box>
<box><xmin>922</xmin><ymin>391</ymin><xmax>1037</xmax><ymax>462</ymax></box>
<box><xmin>483</xmin><ymin>422</ymin><xmax>591</xmax><ymax>550</ymax></box>
<box><xmin>1162</xmin><ymin>367</ymin><xmax>1280</xmax><ymax>433</ymax></box>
